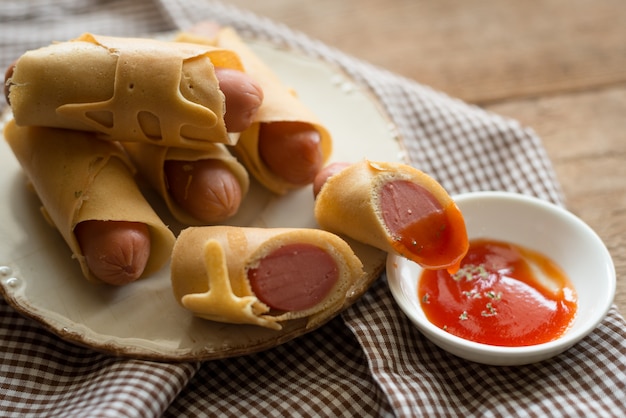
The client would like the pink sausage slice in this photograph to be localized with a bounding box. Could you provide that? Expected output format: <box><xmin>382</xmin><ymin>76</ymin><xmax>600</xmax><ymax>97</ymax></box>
<box><xmin>380</xmin><ymin>180</ymin><xmax>444</xmax><ymax>234</ymax></box>
<box><xmin>379</xmin><ymin>180</ymin><xmax>465</xmax><ymax>269</ymax></box>
<box><xmin>247</xmin><ymin>243</ymin><xmax>339</xmax><ymax>312</ymax></box>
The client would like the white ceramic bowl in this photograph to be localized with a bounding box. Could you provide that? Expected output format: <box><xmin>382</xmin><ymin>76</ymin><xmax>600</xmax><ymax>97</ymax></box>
<box><xmin>387</xmin><ymin>191</ymin><xmax>616</xmax><ymax>366</ymax></box>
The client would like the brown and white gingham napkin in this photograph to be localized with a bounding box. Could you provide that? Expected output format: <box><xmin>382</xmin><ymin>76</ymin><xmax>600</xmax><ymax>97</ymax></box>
<box><xmin>1</xmin><ymin>1</ymin><xmax>625</xmax><ymax>417</ymax></box>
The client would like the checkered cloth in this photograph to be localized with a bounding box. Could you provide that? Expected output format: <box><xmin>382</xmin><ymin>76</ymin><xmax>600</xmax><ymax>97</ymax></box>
<box><xmin>1</xmin><ymin>1</ymin><xmax>625</xmax><ymax>417</ymax></box>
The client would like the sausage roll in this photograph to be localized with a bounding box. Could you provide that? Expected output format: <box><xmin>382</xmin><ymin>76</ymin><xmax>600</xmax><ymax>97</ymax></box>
<box><xmin>6</xmin><ymin>33</ymin><xmax>243</xmax><ymax>149</ymax></box>
<box><xmin>314</xmin><ymin>160</ymin><xmax>468</xmax><ymax>271</ymax></box>
<box><xmin>122</xmin><ymin>141</ymin><xmax>250</xmax><ymax>225</ymax></box>
<box><xmin>4</xmin><ymin>119</ymin><xmax>175</xmax><ymax>284</ymax></box>
<box><xmin>170</xmin><ymin>226</ymin><xmax>364</xmax><ymax>330</ymax></box>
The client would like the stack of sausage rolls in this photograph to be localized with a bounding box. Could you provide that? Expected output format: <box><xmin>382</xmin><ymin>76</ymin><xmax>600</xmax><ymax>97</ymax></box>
<box><xmin>3</xmin><ymin>24</ymin><xmax>468</xmax><ymax>331</ymax></box>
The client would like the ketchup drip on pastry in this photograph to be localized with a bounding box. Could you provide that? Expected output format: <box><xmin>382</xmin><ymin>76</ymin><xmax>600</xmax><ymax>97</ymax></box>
<box><xmin>380</xmin><ymin>180</ymin><xmax>467</xmax><ymax>273</ymax></box>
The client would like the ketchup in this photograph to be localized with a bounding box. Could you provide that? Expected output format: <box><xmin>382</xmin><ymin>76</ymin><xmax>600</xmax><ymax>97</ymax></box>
<box><xmin>381</xmin><ymin>180</ymin><xmax>468</xmax><ymax>271</ymax></box>
<box><xmin>418</xmin><ymin>239</ymin><xmax>577</xmax><ymax>346</ymax></box>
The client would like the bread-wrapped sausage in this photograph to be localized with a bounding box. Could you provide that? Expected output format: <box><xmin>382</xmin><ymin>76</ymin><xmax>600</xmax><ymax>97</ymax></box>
<box><xmin>177</xmin><ymin>26</ymin><xmax>333</xmax><ymax>194</ymax></box>
<box><xmin>314</xmin><ymin>160</ymin><xmax>468</xmax><ymax>271</ymax></box>
<box><xmin>122</xmin><ymin>142</ymin><xmax>249</xmax><ymax>225</ymax></box>
<box><xmin>170</xmin><ymin>226</ymin><xmax>364</xmax><ymax>330</ymax></box>
<box><xmin>4</xmin><ymin>119</ymin><xmax>175</xmax><ymax>285</ymax></box>
<box><xmin>6</xmin><ymin>33</ymin><xmax>244</xmax><ymax>149</ymax></box>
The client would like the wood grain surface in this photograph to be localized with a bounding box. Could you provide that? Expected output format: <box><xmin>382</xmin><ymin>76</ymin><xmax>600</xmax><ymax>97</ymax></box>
<box><xmin>229</xmin><ymin>0</ymin><xmax>626</xmax><ymax>313</ymax></box>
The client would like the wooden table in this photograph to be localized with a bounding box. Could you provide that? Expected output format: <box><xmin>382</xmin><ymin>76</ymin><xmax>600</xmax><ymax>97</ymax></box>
<box><xmin>230</xmin><ymin>0</ymin><xmax>626</xmax><ymax>313</ymax></box>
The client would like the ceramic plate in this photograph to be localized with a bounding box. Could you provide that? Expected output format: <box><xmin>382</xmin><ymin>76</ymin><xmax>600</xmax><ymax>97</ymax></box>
<box><xmin>0</xmin><ymin>38</ymin><xmax>404</xmax><ymax>361</ymax></box>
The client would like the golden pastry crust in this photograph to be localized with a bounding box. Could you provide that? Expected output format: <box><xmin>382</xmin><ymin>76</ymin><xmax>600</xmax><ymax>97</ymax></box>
<box><xmin>170</xmin><ymin>226</ymin><xmax>364</xmax><ymax>330</ymax></box>
<box><xmin>8</xmin><ymin>33</ymin><xmax>244</xmax><ymax>149</ymax></box>
<box><xmin>3</xmin><ymin>119</ymin><xmax>175</xmax><ymax>283</ymax></box>
<box><xmin>176</xmin><ymin>28</ymin><xmax>333</xmax><ymax>194</ymax></box>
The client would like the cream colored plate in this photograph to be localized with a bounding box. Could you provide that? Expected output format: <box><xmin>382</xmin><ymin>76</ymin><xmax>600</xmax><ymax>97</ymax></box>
<box><xmin>0</xmin><ymin>39</ymin><xmax>404</xmax><ymax>361</ymax></box>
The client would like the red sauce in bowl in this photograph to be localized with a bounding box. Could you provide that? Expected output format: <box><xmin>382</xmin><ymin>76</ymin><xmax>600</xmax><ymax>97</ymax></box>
<box><xmin>418</xmin><ymin>239</ymin><xmax>577</xmax><ymax>346</ymax></box>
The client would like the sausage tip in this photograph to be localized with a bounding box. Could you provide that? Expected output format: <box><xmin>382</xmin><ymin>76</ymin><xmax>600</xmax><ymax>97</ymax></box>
<box><xmin>74</xmin><ymin>220</ymin><xmax>151</xmax><ymax>286</ymax></box>
<box><xmin>259</xmin><ymin>122</ymin><xmax>325</xmax><ymax>186</ymax></box>
<box><xmin>165</xmin><ymin>159</ymin><xmax>244</xmax><ymax>224</ymax></box>
<box><xmin>313</xmin><ymin>162</ymin><xmax>351</xmax><ymax>197</ymax></box>
<box><xmin>215</xmin><ymin>67</ymin><xmax>264</xmax><ymax>133</ymax></box>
